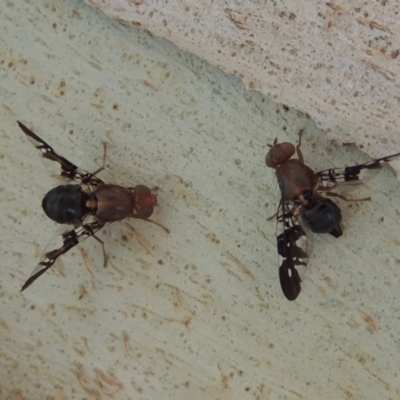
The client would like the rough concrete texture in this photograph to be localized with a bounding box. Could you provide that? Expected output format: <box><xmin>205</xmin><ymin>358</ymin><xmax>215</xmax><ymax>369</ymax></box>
<box><xmin>1</xmin><ymin>1</ymin><xmax>400</xmax><ymax>399</ymax></box>
<box><xmin>85</xmin><ymin>0</ymin><xmax>400</xmax><ymax>174</ymax></box>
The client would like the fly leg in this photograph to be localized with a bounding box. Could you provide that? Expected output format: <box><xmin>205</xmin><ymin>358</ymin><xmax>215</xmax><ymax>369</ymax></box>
<box><xmin>91</xmin><ymin>142</ymin><xmax>107</xmax><ymax>176</ymax></box>
<box><xmin>296</xmin><ymin>129</ymin><xmax>305</xmax><ymax>163</ymax></box>
<box><xmin>92</xmin><ymin>234</ymin><xmax>108</xmax><ymax>268</ymax></box>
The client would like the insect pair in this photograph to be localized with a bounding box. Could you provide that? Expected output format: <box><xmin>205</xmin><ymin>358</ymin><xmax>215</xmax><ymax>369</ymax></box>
<box><xmin>18</xmin><ymin>122</ymin><xmax>400</xmax><ymax>299</ymax></box>
<box><xmin>266</xmin><ymin>131</ymin><xmax>400</xmax><ymax>300</ymax></box>
<box><xmin>18</xmin><ymin>121</ymin><xmax>168</xmax><ymax>292</ymax></box>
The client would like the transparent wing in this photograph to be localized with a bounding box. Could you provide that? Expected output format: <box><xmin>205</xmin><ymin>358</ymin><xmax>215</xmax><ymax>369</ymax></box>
<box><xmin>276</xmin><ymin>201</ymin><xmax>311</xmax><ymax>301</ymax></box>
<box><xmin>21</xmin><ymin>218</ymin><xmax>105</xmax><ymax>291</ymax></box>
<box><xmin>316</xmin><ymin>152</ymin><xmax>400</xmax><ymax>189</ymax></box>
<box><xmin>18</xmin><ymin>121</ymin><xmax>104</xmax><ymax>187</ymax></box>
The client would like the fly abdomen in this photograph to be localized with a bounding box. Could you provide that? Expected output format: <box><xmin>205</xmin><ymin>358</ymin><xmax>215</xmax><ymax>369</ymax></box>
<box><xmin>42</xmin><ymin>184</ymin><xmax>88</xmax><ymax>224</ymax></box>
<box><xmin>302</xmin><ymin>197</ymin><xmax>342</xmax><ymax>237</ymax></box>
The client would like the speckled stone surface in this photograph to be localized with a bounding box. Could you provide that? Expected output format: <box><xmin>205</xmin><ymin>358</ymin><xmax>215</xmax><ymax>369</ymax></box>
<box><xmin>1</xmin><ymin>1</ymin><xmax>400</xmax><ymax>399</ymax></box>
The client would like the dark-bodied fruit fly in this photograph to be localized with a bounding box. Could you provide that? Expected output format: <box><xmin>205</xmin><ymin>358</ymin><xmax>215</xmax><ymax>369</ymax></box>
<box><xmin>266</xmin><ymin>131</ymin><xmax>400</xmax><ymax>301</ymax></box>
<box><xmin>18</xmin><ymin>121</ymin><xmax>168</xmax><ymax>291</ymax></box>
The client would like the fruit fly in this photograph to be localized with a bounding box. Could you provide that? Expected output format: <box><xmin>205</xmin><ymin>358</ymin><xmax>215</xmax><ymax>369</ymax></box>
<box><xmin>18</xmin><ymin>121</ymin><xmax>168</xmax><ymax>292</ymax></box>
<box><xmin>266</xmin><ymin>131</ymin><xmax>400</xmax><ymax>301</ymax></box>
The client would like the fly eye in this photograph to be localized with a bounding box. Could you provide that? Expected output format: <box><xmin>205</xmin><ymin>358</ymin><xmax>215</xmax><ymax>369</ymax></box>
<box><xmin>134</xmin><ymin>185</ymin><xmax>156</xmax><ymax>219</ymax></box>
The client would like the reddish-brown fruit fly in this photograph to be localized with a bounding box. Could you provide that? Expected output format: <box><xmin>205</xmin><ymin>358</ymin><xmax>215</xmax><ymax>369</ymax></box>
<box><xmin>266</xmin><ymin>131</ymin><xmax>400</xmax><ymax>301</ymax></box>
<box><xmin>18</xmin><ymin>121</ymin><xmax>168</xmax><ymax>291</ymax></box>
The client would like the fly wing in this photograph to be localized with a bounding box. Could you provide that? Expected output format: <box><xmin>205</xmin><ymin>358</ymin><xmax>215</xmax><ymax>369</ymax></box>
<box><xmin>276</xmin><ymin>201</ymin><xmax>311</xmax><ymax>301</ymax></box>
<box><xmin>18</xmin><ymin>121</ymin><xmax>104</xmax><ymax>188</ymax></box>
<box><xmin>316</xmin><ymin>152</ymin><xmax>400</xmax><ymax>189</ymax></box>
<box><xmin>21</xmin><ymin>218</ymin><xmax>105</xmax><ymax>291</ymax></box>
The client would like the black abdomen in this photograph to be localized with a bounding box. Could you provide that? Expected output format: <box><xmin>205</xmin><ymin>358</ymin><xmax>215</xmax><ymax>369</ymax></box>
<box><xmin>42</xmin><ymin>184</ymin><xmax>88</xmax><ymax>224</ymax></box>
<box><xmin>303</xmin><ymin>198</ymin><xmax>342</xmax><ymax>237</ymax></box>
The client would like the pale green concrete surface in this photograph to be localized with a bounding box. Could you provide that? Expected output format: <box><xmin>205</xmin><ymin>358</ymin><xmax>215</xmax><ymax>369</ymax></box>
<box><xmin>1</xmin><ymin>1</ymin><xmax>400</xmax><ymax>399</ymax></box>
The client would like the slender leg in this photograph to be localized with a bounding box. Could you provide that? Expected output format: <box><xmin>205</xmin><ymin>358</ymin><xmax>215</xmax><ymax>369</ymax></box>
<box><xmin>130</xmin><ymin>216</ymin><xmax>170</xmax><ymax>234</ymax></box>
<box><xmin>92</xmin><ymin>234</ymin><xmax>108</xmax><ymax>268</ymax></box>
<box><xmin>296</xmin><ymin>129</ymin><xmax>304</xmax><ymax>163</ymax></box>
<box><xmin>268</xmin><ymin>199</ymin><xmax>282</xmax><ymax>221</ymax></box>
<box><xmin>91</xmin><ymin>142</ymin><xmax>107</xmax><ymax>176</ymax></box>
<box><xmin>267</xmin><ymin>137</ymin><xmax>278</xmax><ymax>149</ymax></box>
<box><xmin>267</xmin><ymin>212</ymin><xmax>277</xmax><ymax>221</ymax></box>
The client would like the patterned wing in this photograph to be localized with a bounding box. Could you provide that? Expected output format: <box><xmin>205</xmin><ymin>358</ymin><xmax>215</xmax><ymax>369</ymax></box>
<box><xmin>21</xmin><ymin>218</ymin><xmax>105</xmax><ymax>291</ymax></box>
<box><xmin>316</xmin><ymin>152</ymin><xmax>400</xmax><ymax>188</ymax></box>
<box><xmin>18</xmin><ymin>121</ymin><xmax>104</xmax><ymax>187</ymax></box>
<box><xmin>276</xmin><ymin>201</ymin><xmax>310</xmax><ymax>301</ymax></box>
